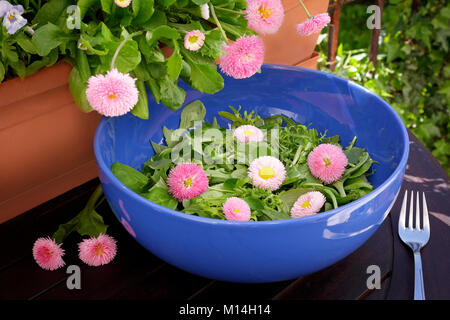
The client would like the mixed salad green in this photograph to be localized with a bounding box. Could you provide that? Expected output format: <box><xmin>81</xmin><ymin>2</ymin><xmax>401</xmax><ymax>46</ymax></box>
<box><xmin>112</xmin><ymin>100</ymin><xmax>377</xmax><ymax>221</ymax></box>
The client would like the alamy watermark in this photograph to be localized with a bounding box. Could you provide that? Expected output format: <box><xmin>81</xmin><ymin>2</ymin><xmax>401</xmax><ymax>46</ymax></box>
<box><xmin>366</xmin><ymin>265</ymin><xmax>381</xmax><ymax>290</ymax></box>
<box><xmin>366</xmin><ymin>5</ymin><xmax>382</xmax><ymax>30</ymax></box>
<box><xmin>168</xmin><ymin>121</ymin><xmax>280</xmax><ymax>165</ymax></box>
<box><xmin>66</xmin><ymin>5</ymin><xmax>81</xmax><ymax>30</ymax></box>
<box><xmin>66</xmin><ymin>265</ymin><xmax>81</xmax><ymax>290</ymax></box>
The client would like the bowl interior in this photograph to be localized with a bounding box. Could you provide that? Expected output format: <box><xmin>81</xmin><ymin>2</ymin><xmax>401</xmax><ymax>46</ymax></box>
<box><xmin>96</xmin><ymin>64</ymin><xmax>408</xmax><ymax>194</ymax></box>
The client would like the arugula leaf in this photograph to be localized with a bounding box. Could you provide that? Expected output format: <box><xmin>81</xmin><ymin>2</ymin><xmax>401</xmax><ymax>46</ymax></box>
<box><xmin>179</xmin><ymin>100</ymin><xmax>207</xmax><ymax>129</ymax></box>
<box><xmin>261</xmin><ymin>209</ymin><xmax>290</xmax><ymax>220</ymax></box>
<box><xmin>181</xmin><ymin>48</ymin><xmax>224</xmax><ymax>94</ymax></box>
<box><xmin>111</xmin><ymin>162</ymin><xmax>149</xmax><ymax>193</ymax></box>
<box><xmin>131</xmin><ymin>80</ymin><xmax>149</xmax><ymax>119</ymax></box>
<box><xmin>33</xmin><ymin>23</ymin><xmax>75</xmax><ymax>56</ymax></box>
<box><xmin>143</xmin><ymin>187</ymin><xmax>178</xmax><ymax>210</ymax></box>
<box><xmin>69</xmin><ymin>66</ymin><xmax>93</xmax><ymax>113</ymax></box>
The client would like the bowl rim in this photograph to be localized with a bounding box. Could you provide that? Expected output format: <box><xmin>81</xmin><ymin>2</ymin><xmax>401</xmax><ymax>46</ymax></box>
<box><xmin>94</xmin><ymin>64</ymin><xmax>410</xmax><ymax>227</ymax></box>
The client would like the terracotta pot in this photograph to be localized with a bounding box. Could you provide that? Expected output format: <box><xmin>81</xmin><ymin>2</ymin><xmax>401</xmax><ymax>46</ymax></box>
<box><xmin>262</xmin><ymin>0</ymin><xmax>329</xmax><ymax>66</ymax></box>
<box><xmin>295</xmin><ymin>51</ymin><xmax>320</xmax><ymax>69</ymax></box>
<box><xmin>0</xmin><ymin>62</ymin><xmax>101</xmax><ymax>223</ymax></box>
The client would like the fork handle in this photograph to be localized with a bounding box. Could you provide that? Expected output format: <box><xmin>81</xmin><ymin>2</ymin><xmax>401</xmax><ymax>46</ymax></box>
<box><xmin>413</xmin><ymin>251</ymin><xmax>425</xmax><ymax>300</ymax></box>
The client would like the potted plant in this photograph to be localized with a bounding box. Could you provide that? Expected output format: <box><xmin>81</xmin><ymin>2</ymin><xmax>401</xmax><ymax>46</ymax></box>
<box><xmin>262</xmin><ymin>0</ymin><xmax>329</xmax><ymax>68</ymax></box>
<box><xmin>0</xmin><ymin>0</ymin><xmax>330</xmax><ymax>223</ymax></box>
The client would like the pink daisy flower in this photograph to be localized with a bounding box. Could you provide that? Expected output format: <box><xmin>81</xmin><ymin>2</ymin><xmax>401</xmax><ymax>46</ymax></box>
<box><xmin>167</xmin><ymin>163</ymin><xmax>209</xmax><ymax>202</ymax></box>
<box><xmin>184</xmin><ymin>30</ymin><xmax>205</xmax><ymax>51</ymax></box>
<box><xmin>248</xmin><ymin>156</ymin><xmax>286</xmax><ymax>191</ymax></box>
<box><xmin>222</xmin><ymin>197</ymin><xmax>251</xmax><ymax>221</ymax></box>
<box><xmin>219</xmin><ymin>35</ymin><xmax>265</xmax><ymax>79</ymax></box>
<box><xmin>307</xmin><ymin>144</ymin><xmax>348</xmax><ymax>184</ymax></box>
<box><xmin>245</xmin><ymin>0</ymin><xmax>285</xmax><ymax>35</ymax></box>
<box><xmin>114</xmin><ymin>0</ymin><xmax>132</xmax><ymax>8</ymax></box>
<box><xmin>32</xmin><ymin>237</ymin><xmax>65</xmax><ymax>271</ymax></box>
<box><xmin>296</xmin><ymin>13</ymin><xmax>331</xmax><ymax>37</ymax></box>
<box><xmin>86</xmin><ymin>68</ymin><xmax>139</xmax><ymax>117</ymax></box>
<box><xmin>234</xmin><ymin>125</ymin><xmax>264</xmax><ymax>143</ymax></box>
<box><xmin>78</xmin><ymin>233</ymin><xmax>117</xmax><ymax>267</ymax></box>
<box><xmin>291</xmin><ymin>191</ymin><xmax>326</xmax><ymax>218</ymax></box>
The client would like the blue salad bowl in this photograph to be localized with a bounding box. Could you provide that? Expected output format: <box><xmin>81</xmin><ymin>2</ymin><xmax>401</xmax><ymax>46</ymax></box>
<box><xmin>94</xmin><ymin>64</ymin><xmax>409</xmax><ymax>283</ymax></box>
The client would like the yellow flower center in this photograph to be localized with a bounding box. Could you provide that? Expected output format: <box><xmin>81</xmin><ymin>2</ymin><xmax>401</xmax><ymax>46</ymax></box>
<box><xmin>241</xmin><ymin>53</ymin><xmax>254</xmax><ymax>63</ymax></box>
<box><xmin>244</xmin><ymin>130</ymin><xmax>254</xmax><ymax>135</ymax></box>
<box><xmin>189</xmin><ymin>35</ymin><xmax>198</xmax><ymax>44</ymax></box>
<box><xmin>9</xmin><ymin>14</ymin><xmax>15</xmax><ymax>21</ymax></box>
<box><xmin>258</xmin><ymin>6</ymin><xmax>272</xmax><ymax>18</ymax></box>
<box><xmin>95</xmin><ymin>247</ymin><xmax>104</xmax><ymax>256</ymax></box>
<box><xmin>44</xmin><ymin>249</ymin><xmax>53</xmax><ymax>258</ymax></box>
<box><xmin>108</xmin><ymin>92</ymin><xmax>117</xmax><ymax>99</ymax></box>
<box><xmin>323</xmin><ymin>157</ymin><xmax>331</xmax><ymax>167</ymax></box>
<box><xmin>233</xmin><ymin>208</ymin><xmax>240</xmax><ymax>213</ymax></box>
<box><xmin>259</xmin><ymin>166</ymin><xmax>275</xmax><ymax>180</ymax></box>
<box><xmin>184</xmin><ymin>178</ymin><xmax>193</xmax><ymax>188</ymax></box>
<box><xmin>301</xmin><ymin>200</ymin><xmax>311</xmax><ymax>209</ymax></box>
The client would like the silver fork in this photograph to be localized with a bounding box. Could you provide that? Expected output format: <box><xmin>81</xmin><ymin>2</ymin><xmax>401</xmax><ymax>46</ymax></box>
<box><xmin>398</xmin><ymin>190</ymin><xmax>430</xmax><ymax>300</ymax></box>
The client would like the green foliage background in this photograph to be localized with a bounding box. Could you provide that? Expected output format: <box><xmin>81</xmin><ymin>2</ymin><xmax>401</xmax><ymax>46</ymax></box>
<box><xmin>317</xmin><ymin>0</ymin><xmax>449</xmax><ymax>174</ymax></box>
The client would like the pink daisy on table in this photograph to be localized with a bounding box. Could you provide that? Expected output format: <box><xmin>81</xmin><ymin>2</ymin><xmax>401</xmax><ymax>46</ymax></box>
<box><xmin>184</xmin><ymin>30</ymin><xmax>205</xmax><ymax>51</ymax></box>
<box><xmin>245</xmin><ymin>0</ymin><xmax>285</xmax><ymax>35</ymax></box>
<box><xmin>86</xmin><ymin>68</ymin><xmax>139</xmax><ymax>117</ymax></box>
<box><xmin>78</xmin><ymin>233</ymin><xmax>117</xmax><ymax>267</ymax></box>
<box><xmin>248</xmin><ymin>156</ymin><xmax>286</xmax><ymax>191</ymax></box>
<box><xmin>234</xmin><ymin>125</ymin><xmax>264</xmax><ymax>143</ymax></box>
<box><xmin>296</xmin><ymin>13</ymin><xmax>331</xmax><ymax>37</ymax></box>
<box><xmin>114</xmin><ymin>0</ymin><xmax>132</xmax><ymax>8</ymax></box>
<box><xmin>32</xmin><ymin>237</ymin><xmax>65</xmax><ymax>271</ymax></box>
<box><xmin>219</xmin><ymin>35</ymin><xmax>265</xmax><ymax>79</ymax></box>
<box><xmin>307</xmin><ymin>143</ymin><xmax>348</xmax><ymax>184</ymax></box>
<box><xmin>167</xmin><ymin>163</ymin><xmax>209</xmax><ymax>202</ymax></box>
<box><xmin>222</xmin><ymin>197</ymin><xmax>251</xmax><ymax>221</ymax></box>
<box><xmin>291</xmin><ymin>191</ymin><xmax>326</xmax><ymax>218</ymax></box>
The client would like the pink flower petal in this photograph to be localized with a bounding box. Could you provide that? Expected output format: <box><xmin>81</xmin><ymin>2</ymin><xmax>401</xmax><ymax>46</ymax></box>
<box><xmin>245</xmin><ymin>0</ymin><xmax>285</xmax><ymax>35</ymax></box>
<box><xmin>78</xmin><ymin>234</ymin><xmax>117</xmax><ymax>267</ymax></box>
<box><xmin>291</xmin><ymin>191</ymin><xmax>326</xmax><ymax>218</ymax></box>
<box><xmin>234</xmin><ymin>125</ymin><xmax>264</xmax><ymax>142</ymax></box>
<box><xmin>307</xmin><ymin>144</ymin><xmax>348</xmax><ymax>184</ymax></box>
<box><xmin>32</xmin><ymin>237</ymin><xmax>65</xmax><ymax>270</ymax></box>
<box><xmin>296</xmin><ymin>13</ymin><xmax>331</xmax><ymax>37</ymax></box>
<box><xmin>248</xmin><ymin>156</ymin><xmax>286</xmax><ymax>191</ymax></box>
<box><xmin>167</xmin><ymin>163</ymin><xmax>209</xmax><ymax>201</ymax></box>
<box><xmin>86</xmin><ymin>69</ymin><xmax>139</xmax><ymax>117</ymax></box>
<box><xmin>184</xmin><ymin>30</ymin><xmax>205</xmax><ymax>51</ymax></box>
<box><xmin>219</xmin><ymin>35</ymin><xmax>265</xmax><ymax>79</ymax></box>
<box><xmin>223</xmin><ymin>197</ymin><xmax>251</xmax><ymax>221</ymax></box>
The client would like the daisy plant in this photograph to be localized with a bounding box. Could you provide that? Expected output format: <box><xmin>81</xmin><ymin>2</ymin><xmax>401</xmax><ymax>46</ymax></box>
<box><xmin>26</xmin><ymin>0</ymin><xmax>272</xmax><ymax>118</ymax></box>
<box><xmin>111</xmin><ymin>100</ymin><xmax>377</xmax><ymax>222</ymax></box>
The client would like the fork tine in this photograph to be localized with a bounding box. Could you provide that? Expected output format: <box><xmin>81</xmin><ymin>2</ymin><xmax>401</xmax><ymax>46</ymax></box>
<box><xmin>422</xmin><ymin>192</ymin><xmax>430</xmax><ymax>232</ymax></box>
<box><xmin>399</xmin><ymin>190</ymin><xmax>408</xmax><ymax>229</ymax></box>
<box><xmin>416</xmin><ymin>191</ymin><xmax>421</xmax><ymax>229</ymax></box>
<box><xmin>409</xmin><ymin>190</ymin><xmax>414</xmax><ymax>228</ymax></box>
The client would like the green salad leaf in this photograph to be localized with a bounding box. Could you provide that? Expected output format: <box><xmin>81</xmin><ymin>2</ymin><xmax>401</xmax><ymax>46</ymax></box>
<box><xmin>111</xmin><ymin>102</ymin><xmax>377</xmax><ymax>221</ymax></box>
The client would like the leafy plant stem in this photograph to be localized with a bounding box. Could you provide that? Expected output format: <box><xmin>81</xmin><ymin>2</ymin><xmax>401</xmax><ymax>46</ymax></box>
<box><xmin>215</xmin><ymin>7</ymin><xmax>246</xmax><ymax>16</ymax></box>
<box><xmin>209</xmin><ymin>3</ymin><xmax>229</xmax><ymax>45</ymax></box>
<box><xmin>297</xmin><ymin>0</ymin><xmax>312</xmax><ymax>19</ymax></box>
<box><xmin>110</xmin><ymin>31</ymin><xmax>143</xmax><ymax>70</ymax></box>
<box><xmin>208</xmin><ymin>187</ymin><xmax>234</xmax><ymax>193</ymax></box>
<box><xmin>86</xmin><ymin>184</ymin><xmax>104</xmax><ymax>210</ymax></box>
<box><xmin>333</xmin><ymin>180</ymin><xmax>347</xmax><ymax>197</ymax></box>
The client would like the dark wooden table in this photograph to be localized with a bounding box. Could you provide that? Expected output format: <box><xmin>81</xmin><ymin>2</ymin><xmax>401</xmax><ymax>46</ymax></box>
<box><xmin>1</xmin><ymin>132</ymin><xmax>448</xmax><ymax>301</ymax></box>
